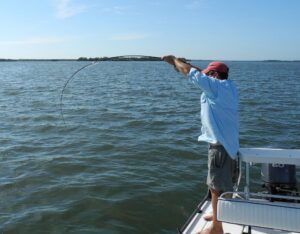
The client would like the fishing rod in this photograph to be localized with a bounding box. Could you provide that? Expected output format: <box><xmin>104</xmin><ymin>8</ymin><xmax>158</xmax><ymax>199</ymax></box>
<box><xmin>60</xmin><ymin>61</ymin><xmax>99</xmax><ymax>125</ymax></box>
<box><xmin>59</xmin><ymin>55</ymin><xmax>162</xmax><ymax>125</ymax></box>
<box><xmin>59</xmin><ymin>55</ymin><xmax>200</xmax><ymax>125</ymax></box>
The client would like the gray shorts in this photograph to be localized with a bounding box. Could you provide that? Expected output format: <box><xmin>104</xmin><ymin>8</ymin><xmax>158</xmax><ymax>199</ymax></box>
<box><xmin>206</xmin><ymin>144</ymin><xmax>238</xmax><ymax>192</ymax></box>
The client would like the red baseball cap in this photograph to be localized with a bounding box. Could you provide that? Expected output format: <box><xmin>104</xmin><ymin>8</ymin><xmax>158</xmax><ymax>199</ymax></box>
<box><xmin>201</xmin><ymin>61</ymin><xmax>229</xmax><ymax>74</ymax></box>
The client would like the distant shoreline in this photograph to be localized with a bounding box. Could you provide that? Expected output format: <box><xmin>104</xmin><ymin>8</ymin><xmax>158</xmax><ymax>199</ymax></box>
<box><xmin>0</xmin><ymin>58</ymin><xmax>299</xmax><ymax>62</ymax></box>
<box><xmin>0</xmin><ymin>56</ymin><xmax>163</xmax><ymax>62</ymax></box>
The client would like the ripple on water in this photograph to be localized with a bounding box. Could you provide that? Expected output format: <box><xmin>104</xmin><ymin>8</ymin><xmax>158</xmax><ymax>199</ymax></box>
<box><xmin>0</xmin><ymin>61</ymin><xmax>299</xmax><ymax>233</ymax></box>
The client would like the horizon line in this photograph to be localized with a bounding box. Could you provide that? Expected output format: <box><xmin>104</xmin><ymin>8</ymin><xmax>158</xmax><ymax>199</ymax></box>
<box><xmin>1</xmin><ymin>58</ymin><xmax>300</xmax><ymax>62</ymax></box>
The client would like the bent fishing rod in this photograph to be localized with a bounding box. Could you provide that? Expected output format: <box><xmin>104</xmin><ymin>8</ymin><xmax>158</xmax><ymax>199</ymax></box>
<box><xmin>60</xmin><ymin>55</ymin><xmax>162</xmax><ymax>125</ymax></box>
<box><xmin>60</xmin><ymin>61</ymin><xmax>98</xmax><ymax>125</ymax></box>
<box><xmin>59</xmin><ymin>55</ymin><xmax>199</xmax><ymax>125</ymax></box>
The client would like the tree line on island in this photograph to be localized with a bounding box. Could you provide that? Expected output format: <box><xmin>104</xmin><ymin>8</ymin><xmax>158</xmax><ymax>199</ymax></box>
<box><xmin>1</xmin><ymin>57</ymin><xmax>299</xmax><ymax>62</ymax></box>
<box><xmin>77</xmin><ymin>56</ymin><xmax>162</xmax><ymax>61</ymax></box>
<box><xmin>78</xmin><ymin>56</ymin><xmax>191</xmax><ymax>62</ymax></box>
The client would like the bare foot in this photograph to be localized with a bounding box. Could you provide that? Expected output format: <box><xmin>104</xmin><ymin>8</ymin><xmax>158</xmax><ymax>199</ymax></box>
<box><xmin>203</xmin><ymin>212</ymin><xmax>213</xmax><ymax>221</ymax></box>
<box><xmin>196</xmin><ymin>225</ymin><xmax>224</xmax><ymax>234</ymax></box>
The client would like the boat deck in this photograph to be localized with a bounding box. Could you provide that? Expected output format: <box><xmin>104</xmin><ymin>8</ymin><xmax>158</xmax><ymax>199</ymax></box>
<box><xmin>180</xmin><ymin>148</ymin><xmax>300</xmax><ymax>234</ymax></box>
<box><xmin>181</xmin><ymin>200</ymin><xmax>300</xmax><ymax>234</ymax></box>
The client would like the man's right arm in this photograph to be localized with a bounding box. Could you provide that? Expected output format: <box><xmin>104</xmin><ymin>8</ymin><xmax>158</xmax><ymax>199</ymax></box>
<box><xmin>162</xmin><ymin>55</ymin><xmax>200</xmax><ymax>76</ymax></box>
<box><xmin>162</xmin><ymin>55</ymin><xmax>216</xmax><ymax>96</ymax></box>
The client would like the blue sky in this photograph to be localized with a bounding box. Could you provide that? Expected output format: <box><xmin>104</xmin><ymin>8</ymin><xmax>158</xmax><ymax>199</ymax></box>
<box><xmin>1</xmin><ymin>0</ymin><xmax>299</xmax><ymax>60</ymax></box>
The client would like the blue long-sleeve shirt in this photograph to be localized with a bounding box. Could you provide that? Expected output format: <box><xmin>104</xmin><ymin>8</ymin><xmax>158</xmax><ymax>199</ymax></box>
<box><xmin>188</xmin><ymin>68</ymin><xmax>239</xmax><ymax>159</ymax></box>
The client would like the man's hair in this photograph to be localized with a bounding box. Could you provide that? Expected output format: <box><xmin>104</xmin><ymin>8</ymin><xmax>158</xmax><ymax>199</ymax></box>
<box><xmin>218</xmin><ymin>72</ymin><xmax>228</xmax><ymax>80</ymax></box>
<box><xmin>207</xmin><ymin>70</ymin><xmax>229</xmax><ymax>80</ymax></box>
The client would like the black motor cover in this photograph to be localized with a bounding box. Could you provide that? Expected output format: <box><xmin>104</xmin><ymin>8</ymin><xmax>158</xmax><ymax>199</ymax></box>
<box><xmin>262</xmin><ymin>163</ymin><xmax>297</xmax><ymax>184</ymax></box>
<box><xmin>261</xmin><ymin>163</ymin><xmax>297</xmax><ymax>195</ymax></box>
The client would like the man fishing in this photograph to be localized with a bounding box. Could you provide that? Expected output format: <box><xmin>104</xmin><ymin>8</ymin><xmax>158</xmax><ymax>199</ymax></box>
<box><xmin>162</xmin><ymin>55</ymin><xmax>239</xmax><ymax>234</ymax></box>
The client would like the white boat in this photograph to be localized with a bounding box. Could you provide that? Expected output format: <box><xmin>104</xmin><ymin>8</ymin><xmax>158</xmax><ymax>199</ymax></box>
<box><xmin>179</xmin><ymin>148</ymin><xmax>300</xmax><ymax>234</ymax></box>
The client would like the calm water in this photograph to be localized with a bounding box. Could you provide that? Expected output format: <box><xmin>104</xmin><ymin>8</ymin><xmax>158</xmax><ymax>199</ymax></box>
<box><xmin>1</xmin><ymin>61</ymin><xmax>299</xmax><ymax>233</ymax></box>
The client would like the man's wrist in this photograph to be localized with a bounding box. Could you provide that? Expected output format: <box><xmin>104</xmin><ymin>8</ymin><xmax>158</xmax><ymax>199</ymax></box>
<box><xmin>173</xmin><ymin>64</ymin><xmax>179</xmax><ymax>72</ymax></box>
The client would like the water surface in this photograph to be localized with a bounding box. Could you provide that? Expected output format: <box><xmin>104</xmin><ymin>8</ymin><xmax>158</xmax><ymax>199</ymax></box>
<box><xmin>1</xmin><ymin>61</ymin><xmax>299</xmax><ymax>233</ymax></box>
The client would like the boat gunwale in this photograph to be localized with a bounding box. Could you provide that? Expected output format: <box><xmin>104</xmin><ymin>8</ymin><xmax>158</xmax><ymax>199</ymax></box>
<box><xmin>178</xmin><ymin>190</ymin><xmax>211</xmax><ymax>233</ymax></box>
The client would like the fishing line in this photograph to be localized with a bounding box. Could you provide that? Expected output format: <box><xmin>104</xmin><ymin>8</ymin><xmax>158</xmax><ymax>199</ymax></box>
<box><xmin>60</xmin><ymin>55</ymin><xmax>161</xmax><ymax>125</ymax></box>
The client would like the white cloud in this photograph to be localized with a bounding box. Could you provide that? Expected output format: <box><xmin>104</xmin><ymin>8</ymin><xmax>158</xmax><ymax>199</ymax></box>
<box><xmin>0</xmin><ymin>37</ymin><xmax>69</xmax><ymax>46</ymax></box>
<box><xmin>110</xmin><ymin>33</ymin><xmax>147</xmax><ymax>41</ymax></box>
<box><xmin>102</xmin><ymin>6</ymin><xmax>131</xmax><ymax>15</ymax></box>
<box><xmin>55</xmin><ymin>0</ymin><xmax>87</xmax><ymax>19</ymax></box>
<box><xmin>185</xmin><ymin>0</ymin><xmax>204</xmax><ymax>10</ymax></box>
